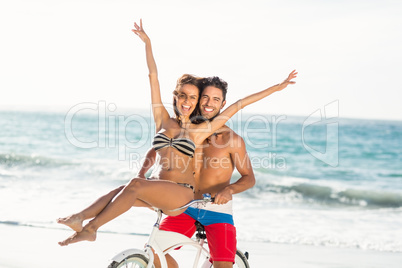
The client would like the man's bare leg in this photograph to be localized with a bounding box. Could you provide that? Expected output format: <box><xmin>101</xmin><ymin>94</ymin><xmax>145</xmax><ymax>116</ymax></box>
<box><xmin>57</xmin><ymin>186</ymin><xmax>124</xmax><ymax>232</ymax></box>
<box><xmin>153</xmin><ymin>252</ymin><xmax>178</xmax><ymax>268</ymax></box>
<box><xmin>213</xmin><ymin>261</ymin><xmax>233</xmax><ymax>268</ymax></box>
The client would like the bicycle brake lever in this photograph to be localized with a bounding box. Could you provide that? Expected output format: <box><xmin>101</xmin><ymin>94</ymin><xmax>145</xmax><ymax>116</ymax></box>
<box><xmin>203</xmin><ymin>193</ymin><xmax>215</xmax><ymax>203</ymax></box>
<box><xmin>202</xmin><ymin>193</ymin><xmax>212</xmax><ymax>202</ymax></box>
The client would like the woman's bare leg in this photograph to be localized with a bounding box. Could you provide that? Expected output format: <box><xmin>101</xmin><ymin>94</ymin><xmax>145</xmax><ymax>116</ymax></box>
<box><xmin>57</xmin><ymin>185</ymin><xmax>124</xmax><ymax>232</ymax></box>
<box><xmin>58</xmin><ymin>178</ymin><xmax>193</xmax><ymax>246</ymax></box>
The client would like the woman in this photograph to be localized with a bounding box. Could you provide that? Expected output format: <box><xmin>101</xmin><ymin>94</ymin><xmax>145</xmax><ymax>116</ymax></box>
<box><xmin>58</xmin><ymin>19</ymin><xmax>297</xmax><ymax>246</ymax></box>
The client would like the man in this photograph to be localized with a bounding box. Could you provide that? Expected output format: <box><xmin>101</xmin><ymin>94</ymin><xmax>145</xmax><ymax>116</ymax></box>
<box><xmin>141</xmin><ymin>76</ymin><xmax>255</xmax><ymax>268</ymax></box>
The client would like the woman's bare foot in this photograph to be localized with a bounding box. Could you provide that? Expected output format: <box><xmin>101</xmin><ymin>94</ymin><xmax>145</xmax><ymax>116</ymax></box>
<box><xmin>58</xmin><ymin>227</ymin><xmax>97</xmax><ymax>246</ymax></box>
<box><xmin>57</xmin><ymin>214</ymin><xmax>84</xmax><ymax>232</ymax></box>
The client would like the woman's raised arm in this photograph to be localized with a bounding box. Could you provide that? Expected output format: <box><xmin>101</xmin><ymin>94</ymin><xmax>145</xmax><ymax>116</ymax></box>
<box><xmin>132</xmin><ymin>19</ymin><xmax>169</xmax><ymax>132</ymax></box>
<box><xmin>192</xmin><ymin>70</ymin><xmax>297</xmax><ymax>143</ymax></box>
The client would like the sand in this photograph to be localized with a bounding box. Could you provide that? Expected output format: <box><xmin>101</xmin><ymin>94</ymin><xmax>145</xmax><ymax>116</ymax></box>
<box><xmin>1</xmin><ymin>224</ymin><xmax>401</xmax><ymax>268</ymax></box>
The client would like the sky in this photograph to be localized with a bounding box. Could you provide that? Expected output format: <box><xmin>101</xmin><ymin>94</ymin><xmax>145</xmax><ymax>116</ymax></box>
<box><xmin>1</xmin><ymin>0</ymin><xmax>401</xmax><ymax>121</ymax></box>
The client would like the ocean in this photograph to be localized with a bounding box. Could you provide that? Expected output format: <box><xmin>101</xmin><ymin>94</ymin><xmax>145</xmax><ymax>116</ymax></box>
<box><xmin>1</xmin><ymin>108</ymin><xmax>401</xmax><ymax>253</ymax></box>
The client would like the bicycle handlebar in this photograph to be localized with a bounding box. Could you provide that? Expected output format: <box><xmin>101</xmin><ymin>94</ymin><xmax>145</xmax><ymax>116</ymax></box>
<box><xmin>169</xmin><ymin>193</ymin><xmax>215</xmax><ymax>212</ymax></box>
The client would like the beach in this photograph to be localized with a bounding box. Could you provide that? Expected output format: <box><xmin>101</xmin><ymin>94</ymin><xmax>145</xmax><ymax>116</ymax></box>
<box><xmin>1</xmin><ymin>111</ymin><xmax>402</xmax><ymax>267</ymax></box>
<box><xmin>1</xmin><ymin>0</ymin><xmax>402</xmax><ymax>266</ymax></box>
<box><xmin>1</xmin><ymin>224</ymin><xmax>401</xmax><ymax>268</ymax></box>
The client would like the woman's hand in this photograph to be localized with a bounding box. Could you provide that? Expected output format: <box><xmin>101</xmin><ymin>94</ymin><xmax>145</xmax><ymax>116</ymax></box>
<box><xmin>132</xmin><ymin>19</ymin><xmax>150</xmax><ymax>43</ymax></box>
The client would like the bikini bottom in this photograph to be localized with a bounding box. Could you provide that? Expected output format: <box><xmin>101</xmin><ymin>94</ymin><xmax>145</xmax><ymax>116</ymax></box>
<box><xmin>176</xmin><ymin>183</ymin><xmax>194</xmax><ymax>193</ymax></box>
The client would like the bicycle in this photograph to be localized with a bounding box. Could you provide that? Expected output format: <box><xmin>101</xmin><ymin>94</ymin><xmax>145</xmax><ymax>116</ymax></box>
<box><xmin>107</xmin><ymin>194</ymin><xmax>250</xmax><ymax>268</ymax></box>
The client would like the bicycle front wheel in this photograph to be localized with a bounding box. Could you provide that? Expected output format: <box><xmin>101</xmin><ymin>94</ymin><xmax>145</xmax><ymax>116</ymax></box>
<box><xmin>107</xmin><ymin>253</ymin><xmax>152</xmax><ymax>268</ymax></box>
<box><xmin>234</xmin><ymin>249</ymin><xmax>250</xmax><ymax>268</ymax></box>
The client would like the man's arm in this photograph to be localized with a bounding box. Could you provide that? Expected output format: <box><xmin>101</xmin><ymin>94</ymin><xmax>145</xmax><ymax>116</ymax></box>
<box><xmin>137</xmin><ymin>147</ymin><xmax>156</xmax><ymax>178</ymax></box>
<box><xmin>192</xmin><ymin>70</ymin><xmax>297</xmax><ymax>144</ymax></box>
<box><xmin>214</xmin><ymin>135</ymin><xmax>256</xmax><ymax>204</ymax></box>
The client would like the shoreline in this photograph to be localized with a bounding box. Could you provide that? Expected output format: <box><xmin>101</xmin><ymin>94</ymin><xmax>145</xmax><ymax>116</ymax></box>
<box><xmin>1</xmin><ymin>224</ymin><xmax>402</xmax><ymax>268</ymax></box>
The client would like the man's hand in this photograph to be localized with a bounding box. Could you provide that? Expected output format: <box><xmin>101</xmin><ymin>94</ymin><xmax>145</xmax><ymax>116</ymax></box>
<box><xmin>213</xmin><ymin>187</ymin><xmax>233</xmax><ymax>205</ymax></box>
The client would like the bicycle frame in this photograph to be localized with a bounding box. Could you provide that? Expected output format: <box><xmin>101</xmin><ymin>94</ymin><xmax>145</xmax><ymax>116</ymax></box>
<box><xmin>110</xmin><ymin>209</ymin><xmax>211</xmax><ymax>268</ymax></box>
<box><xmin>109</xmin><ymin>195</ymin><xmax>249</xmax><ymax>268</ymax></box>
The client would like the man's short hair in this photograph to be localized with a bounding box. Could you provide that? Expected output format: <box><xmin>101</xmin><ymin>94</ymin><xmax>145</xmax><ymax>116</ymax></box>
<box><xmin>199</xmin><ymin>76</ymin><xmax>228</xmax><ymax>101</ymax></box>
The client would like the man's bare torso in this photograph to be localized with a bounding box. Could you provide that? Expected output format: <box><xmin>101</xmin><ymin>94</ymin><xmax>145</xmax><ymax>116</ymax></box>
<box><xmin>193</xmin><ymin>126</ymin><xmax>241</xmax><ymax>199</ymax></box>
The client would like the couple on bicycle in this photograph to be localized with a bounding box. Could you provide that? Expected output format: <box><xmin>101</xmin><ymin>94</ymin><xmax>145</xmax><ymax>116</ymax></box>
<box><xmin>58</xmin><ymin>19</ymin><xmax>297</xmax><ymax>268</ymax></box>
